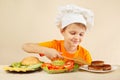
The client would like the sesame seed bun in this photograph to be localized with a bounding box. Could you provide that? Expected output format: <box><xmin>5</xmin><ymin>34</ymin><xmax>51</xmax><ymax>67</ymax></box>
<box><xmin>21</xmin><ymin>56</ymin><xmax>40</xmax><ymax>66</ymax></box>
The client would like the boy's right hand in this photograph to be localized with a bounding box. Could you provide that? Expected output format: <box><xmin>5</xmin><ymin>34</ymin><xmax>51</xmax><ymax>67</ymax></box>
<box><xmin>22</xmin><ymin>43</ymin><xmax>62</xmax><ymax>60</ymax></box>
<box><xmin>44</xmin><ymin>48</ymin><xmax>63</xmax><ymax>60</ymax></box>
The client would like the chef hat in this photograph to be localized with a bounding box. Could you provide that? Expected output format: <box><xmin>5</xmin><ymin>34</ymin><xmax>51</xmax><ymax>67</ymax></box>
<box><xmin>55</xmin><ymin>4</ymin><xmax>94</xmax><ymax>30</ymax></box>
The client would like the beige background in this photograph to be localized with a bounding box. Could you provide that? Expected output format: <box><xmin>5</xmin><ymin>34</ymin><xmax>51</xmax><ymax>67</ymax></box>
<box><xmin>0</xmin><ymin>0</ymin><xmax>120</xmax><ymax>65</ymax></box>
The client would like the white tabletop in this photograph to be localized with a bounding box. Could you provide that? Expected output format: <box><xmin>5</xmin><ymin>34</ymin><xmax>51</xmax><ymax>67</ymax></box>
<box><xmin>0</xmin><ymin>65</ymin><xmax>120</xmax><ymax>80</ymax></box>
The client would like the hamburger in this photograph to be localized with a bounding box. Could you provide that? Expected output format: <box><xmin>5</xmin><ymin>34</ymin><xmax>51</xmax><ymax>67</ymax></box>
<box><xmin>4</xmin><ymin>56</ymin><xmax>43</xmax><ymax>72</ymax></box>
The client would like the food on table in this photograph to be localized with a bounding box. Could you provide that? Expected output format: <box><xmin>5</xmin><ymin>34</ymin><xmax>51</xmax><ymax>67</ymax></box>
<box><xmin>88</xmin><ymin>60</ymin><xmax>111</xmax><ymax>71</ymax></box>
<box><xmin>4</xmin><ymin>56</ymin><xmax>81</xmax><ymax>73</ymax></box>
<box><xmin>51</xmin><ymin>58</ymin><xmax>65</xmax><ymax>66</ymax></box>
<box><xmin>102</xmin><ymin>64</ymin><xmax>111</xmax><ymax>70</ymax></box>
<box><xmin>91</xmin><ymin>60</ymin><xmax>104</xmax><ymax>66</ymax></box>
<box><xmin>88</xmin><ymin>65</ymin><xmax>103</xmax><ymax>70</ymax></box>
<box><xmin>21</xmin><ymin>56</ymin><xmax>41</xmax><ymax>65</ymax></box>
<box><xmin>3</xmin><ymin>56</ymin><xmax>43</xmax><ymax>72</ymax></box>
<box><xmin>41</xmin><ymin>58</ymin><xmax>80</xmax><ymax>74</ymax></box>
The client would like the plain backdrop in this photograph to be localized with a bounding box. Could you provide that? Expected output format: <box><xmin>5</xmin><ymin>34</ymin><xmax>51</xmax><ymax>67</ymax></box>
<box><xmin>0</xmin><ymin>0</ymin><xmax>120</xmax><ymax>65</ymax></box>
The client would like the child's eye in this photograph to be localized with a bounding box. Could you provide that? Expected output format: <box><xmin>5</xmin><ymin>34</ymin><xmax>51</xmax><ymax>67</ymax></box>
<box><xmin>79</xmin><ymin>33</ymin><xmax>84</xmax><ymax>36</ymax></box>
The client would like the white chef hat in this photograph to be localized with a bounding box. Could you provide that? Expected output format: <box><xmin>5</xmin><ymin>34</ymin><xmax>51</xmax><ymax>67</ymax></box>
<box><xmin>55</xmin><ymin>4</ymin><xmax>94</xmax><ymax>30</ymax></box>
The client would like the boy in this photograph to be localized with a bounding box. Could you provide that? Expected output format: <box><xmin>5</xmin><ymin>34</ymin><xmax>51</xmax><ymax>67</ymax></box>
<box><xmin>23</xmin><ymin>4</ymin><xmax>94</xmax><ymax>64</ymax></box>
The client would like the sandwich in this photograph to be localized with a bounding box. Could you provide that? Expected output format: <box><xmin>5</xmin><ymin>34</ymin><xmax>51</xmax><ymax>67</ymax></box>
<box><xmin>41</xmin><ymin>58</ymin><xmax>80</xmax><ymax>74</ymax></box>
<box><xmin>4</xmin><ymin>56</ymin><xmax>43</xmax><ymax>72</ymax></box>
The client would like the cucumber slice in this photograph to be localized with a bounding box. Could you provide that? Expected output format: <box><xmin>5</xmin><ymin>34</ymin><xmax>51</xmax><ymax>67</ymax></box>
<box><xmin>27</xmin><ymin>63</ymin><xmax>42</xmax><ymax>70</ymax></box>
<box><xmin>52</xmin><ymin>60</ymin><xmax>65</xmax><ymax>66</ymax></box>
<box><xmin>11</xmin><ymin>62</ymin><xmax>22</xmax><ymax>68</ymax></box>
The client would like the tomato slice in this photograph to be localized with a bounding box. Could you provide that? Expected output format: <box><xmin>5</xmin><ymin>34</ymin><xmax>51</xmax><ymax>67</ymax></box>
<box><xmin>65</xmin><ymin>60</ymin><xmax>74</xmax><ymax>65</ymax></box>
<box><xmin>42</xmin><ymin>60</ymin><xmax>75</xmax><ymax>72</ymax></box>
<box><xmin>53</xmin><ymin>65</ymin><xmax>64</xmax><ymax>69</ymax></box>
<box><xmin>42</xmin><ymin>63</ymin><xmax>52</xmax><ymax>67</ymax></box>
<box><xmin>64</xmin><ymin>60</ymin><xmax>74</xmax><ymax>71</ymax></box>
<box><xmin>42</xmin><ymin>63</ymin><xmax>65</xmax><ymax>70</ymax></box>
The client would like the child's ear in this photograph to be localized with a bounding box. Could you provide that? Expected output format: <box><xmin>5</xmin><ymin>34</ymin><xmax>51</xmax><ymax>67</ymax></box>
<box><xmin>60</xmin><ymin>29</ymin><xmax>64</xmax><ymax>33</ymax></box>
<box><xmin>60</xmin><ymin>29</ymin><xmax>64</xmax><ymax>36</ymax></box>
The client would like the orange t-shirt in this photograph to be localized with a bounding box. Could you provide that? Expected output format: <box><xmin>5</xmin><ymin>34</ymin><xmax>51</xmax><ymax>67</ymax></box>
<box><xmin>38</xmin><ymin>40</ymin><xmax>92</xmax><ymax>64</ymax></box>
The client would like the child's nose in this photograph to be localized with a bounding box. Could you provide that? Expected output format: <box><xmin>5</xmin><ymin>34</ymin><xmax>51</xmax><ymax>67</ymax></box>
<box><xmin>74</xmin><ymin>35</ymin><xmax>80</xmax><ymax>39</ymax></box>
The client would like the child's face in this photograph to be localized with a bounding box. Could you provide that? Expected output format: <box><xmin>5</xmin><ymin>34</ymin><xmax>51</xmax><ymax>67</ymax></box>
<box><xmin>61</xmin><ymin>23</ymin><xmax>86</xmax><ymax>47</ymax></box>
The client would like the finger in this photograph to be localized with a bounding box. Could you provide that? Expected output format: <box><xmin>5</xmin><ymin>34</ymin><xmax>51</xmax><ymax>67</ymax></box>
<box><xmin>57</xmin><ymin>54</ymin><xmax>63</xmax><ymax>59</ymax></box>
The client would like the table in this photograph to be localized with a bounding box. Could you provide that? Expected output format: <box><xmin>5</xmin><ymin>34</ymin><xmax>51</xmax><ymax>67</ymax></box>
<box><xmin>0</xmin><ymin>65</ymin><xmax>120</xmax><ymax>80</ymax></box>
